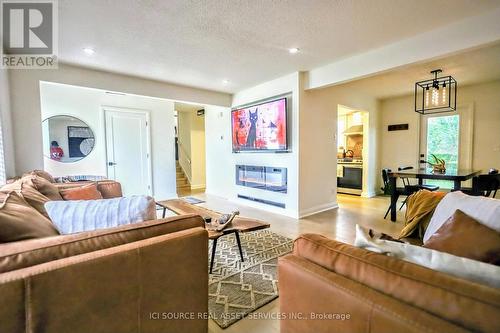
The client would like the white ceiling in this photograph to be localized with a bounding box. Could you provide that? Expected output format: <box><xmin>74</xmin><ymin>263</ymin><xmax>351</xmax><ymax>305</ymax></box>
<box><xmin>59</xmin><ymin>0</ymin><xmax>500</xmax><ymax>93</ymax></box>
<box><xmin>336</xmin><ymin>42</ymin><xmax>500</xmax><ymax>99</ymax></box>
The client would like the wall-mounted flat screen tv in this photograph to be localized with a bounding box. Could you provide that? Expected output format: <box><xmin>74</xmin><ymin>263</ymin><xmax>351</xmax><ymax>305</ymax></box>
<box><xmin>231</xmin><ymin>97</ymin><xmax>288</xmax><ymax>152</ymax></box>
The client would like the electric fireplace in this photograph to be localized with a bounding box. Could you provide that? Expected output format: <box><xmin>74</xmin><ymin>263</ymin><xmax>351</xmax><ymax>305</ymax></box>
<box><xmin>235</xmin><ymin>165</ymin><xmax>287</xmax><ymax>193</ymax></box>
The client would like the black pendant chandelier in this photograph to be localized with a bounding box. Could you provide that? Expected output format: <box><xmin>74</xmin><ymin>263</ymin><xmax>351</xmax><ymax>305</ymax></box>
<box><xmin>415</xmin><ymin>69</ymin><xmax>457</xmax><ymax>114</ymax></box>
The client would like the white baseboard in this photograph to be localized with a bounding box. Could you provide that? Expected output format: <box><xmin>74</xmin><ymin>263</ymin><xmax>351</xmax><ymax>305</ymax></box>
<box><xmin>361</xmin><ymin>191</ymin><xmax>377</xmax><ymax>198</ymax></box>
<box><xmin>299</xmin><ymin>201</ymin><xmax>339</xmax><ymax>218</ymax></box>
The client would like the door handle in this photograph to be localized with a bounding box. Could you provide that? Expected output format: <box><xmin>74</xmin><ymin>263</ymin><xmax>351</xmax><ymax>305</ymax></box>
<box><xmin>108</xmin><ymin>162</ymin><xmax>117</xmax><ymax>166</ymax></box>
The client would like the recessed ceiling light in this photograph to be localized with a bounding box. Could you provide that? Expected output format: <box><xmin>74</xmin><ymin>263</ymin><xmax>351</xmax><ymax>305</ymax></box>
<box><xmin>222</xmin><ymin>79</ymin><xmax>230</xmax><ymax>85</ymax></box>
<box><xmin>83</xmin><ymin>47</ymin><xmax>95</xmax><ymax>55</ymax></box>
<box><xmin>288</xmin><ymin>48</ymin><xmax>299</xmax><ymax>54</ymax></box>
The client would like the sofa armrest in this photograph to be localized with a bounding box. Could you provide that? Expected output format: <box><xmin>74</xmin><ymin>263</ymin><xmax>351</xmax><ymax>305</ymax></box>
<box><xmin>279</xmin><ymin>254</ymin><xmax>468</xmax><ymax>333</ymax></box>
<box><xmin>0</xmin><ymin>227</ymin><xmax>208</xmax><ymax>333</ymax></box>
<box><xmin>0</xmin><ymin>214</ymin><xmax>204</xmax><ymax>273</ymax></box>
<box><xmin>291</xmin><ymin>234</ymin><xmax>500</xmax><ymax>333</ymax></box>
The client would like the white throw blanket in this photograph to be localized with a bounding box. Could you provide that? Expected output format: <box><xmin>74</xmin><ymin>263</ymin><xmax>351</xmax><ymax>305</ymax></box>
<box><xmin>45</xmin><ymin>196</ymin><xmax>156</xmax><ymax>234</ymax></box>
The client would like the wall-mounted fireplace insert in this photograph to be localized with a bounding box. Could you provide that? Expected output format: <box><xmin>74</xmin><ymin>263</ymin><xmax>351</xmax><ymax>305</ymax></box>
<box><xmin>236</xmin><ymin>165</ymin><xmax>287</xmax><ymax>193</ymax></box>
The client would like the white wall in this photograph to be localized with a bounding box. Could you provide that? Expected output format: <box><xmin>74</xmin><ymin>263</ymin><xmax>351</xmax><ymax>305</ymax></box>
<box><xmin>299</xmin><ymin>79</ymin><xmax>381</xmax><ymax>215</ymax></box>
<box><xmin>0</xmin><ymin>69</ymin><xmax>15</xmax><ymax>178</ymax></box>
<box><xmin>40</xmin><ymin>82</ymin><xmax>177</xmax><ymax>200</ymax></box>
<box><xmin>205</xmin><ymin>105</ymin><xmax>233</xmax><ymax>197</ymax></box>
<box><xmin>380</xmin><ymin>80</ymin><xmax>500</xmax><ymax>190</ymax></box>
<box><xmin>8</xmin><ymin>63</ymin><xmax>231</xmax><ymax>175</ymax></box>
<box><xmin>206</xmin><ymin>73</ymin><xmax>301</xmax><ymax>218</ymax></box>
<box><xmin>189</xmin><ymin>112</ymin><xmax>206</xmax><ymax>189</ymax></box>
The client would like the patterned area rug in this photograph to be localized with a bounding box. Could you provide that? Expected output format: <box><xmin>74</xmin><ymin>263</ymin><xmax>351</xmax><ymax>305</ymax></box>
<box><xmin>208</xmin><ymin>229</ymin><xmax>293</xmax><ymax>328</ymax></box>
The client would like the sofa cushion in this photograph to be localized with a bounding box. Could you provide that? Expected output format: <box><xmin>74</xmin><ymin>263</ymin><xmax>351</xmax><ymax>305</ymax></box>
<box><xmin>424</xmin><ymin>210</ymin><xmax>500</xmax><ymax>265</ymax></box>
<box><xmin>0</xmin><ymin>192</ymin><xmax>60</xmax><ymax>243</ymax></box>
<box><xmin>97</xmin><ymin>181</ymin><xmax>122</xmax><ymax>198</ymax></box>
<box><xmin>22</xmin><ymin>170</ymin><xmax>55</xmax><ymax>183</ymax></box>
<box><xmin>424</xmin><ymin>191</ymin><xmax>500</xmax><ymax>242</ymax></box>
<box><xmin>59</xmin><ymin>183</ymin><xmax>103</xmax><ymax>201</ymax></box>
<box><xmin>54</xmin><ymin>180</ymin><xmax>123</xmax><ymax>199</ymax></box>
<box><xmin>45</xmin><ymin>195</ymin><xmax>156</xmax><ymax>234</ymax></box>
<box><xmin>0</xmin><ymin>214</ymin><xmax>204</xmax><ymax>273</ymax></box>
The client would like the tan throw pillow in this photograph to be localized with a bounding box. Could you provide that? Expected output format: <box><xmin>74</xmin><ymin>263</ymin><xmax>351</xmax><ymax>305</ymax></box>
<box><xmin>22</xmin><ymin>175</ymin><xmax>63</xmax><ymax>201</ymax></box>
<box><xmin>0</xmin><ymin>192</ymin><xmax>60</xmax><ymax>243</ymax></box>
<box><xmin>424</xmin><ymin>209</ymin><xmax>500</xmax><ymax>265</ymax></box>
<box><xmin>0</xmin><ymin>182</ymin><xmax>51</xmax><ymax>218</ymax></box>
<box><xmin>18</xmin><ymin>183</ymin><xmax>51</xmax><ymax>218</ymax></box>
<box><xmin>60</xmin><ymin>183</ymin><xmax>103</xmax><ymax>201</ymax></box>
<box><xmin>22</xmin><ymin>169</ymin><xmax>55</xmax><ymax>183</ymax></box>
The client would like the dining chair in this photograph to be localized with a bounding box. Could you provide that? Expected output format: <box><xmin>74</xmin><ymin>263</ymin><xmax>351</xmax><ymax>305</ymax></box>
<box><xmin>469</xmin><ymin>173</ymin><xmax>500</xmax><ymax>198</ymax></box>
<box><xmin>380</xmin><ymin>169</ymin><xmax>407</xmax><ymax>219</ymax></box>
<box><xmin>397</xmin><ymin>166</ymin><xmax>439</xmax><ymax>210</ymax></box>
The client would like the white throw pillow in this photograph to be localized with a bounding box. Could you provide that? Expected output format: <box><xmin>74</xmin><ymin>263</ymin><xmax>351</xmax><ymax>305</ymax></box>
<box><xmin>423</xmin><ymin>191</ymin><xmax>500</xmax><ymax>243</ymax></box>
<box><xmin>354</xmin><ymin>225</ymin><xmax>500</xmax><ymax>289</ymax></box>
<box><xmin>45</xmin><ymin>195</ymin><xmax>156</xmax><ymax>234</ymax></box>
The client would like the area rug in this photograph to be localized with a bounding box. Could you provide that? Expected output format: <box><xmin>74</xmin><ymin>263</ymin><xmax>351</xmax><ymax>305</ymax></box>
<box><xmin>208</xmin><ymin>229</ymin><xmax>293</xmax><ymax>328</ymax></box>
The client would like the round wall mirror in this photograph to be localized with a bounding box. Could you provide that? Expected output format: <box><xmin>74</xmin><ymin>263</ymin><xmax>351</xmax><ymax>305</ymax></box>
<box><xmin>42</xmin><ymin>115</ymin><xmax>95</xmax><ymax>163</ymax></box>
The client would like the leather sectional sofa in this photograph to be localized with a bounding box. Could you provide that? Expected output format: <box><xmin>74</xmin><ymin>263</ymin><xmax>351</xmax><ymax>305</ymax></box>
<box><xmin>0</xmin><ymin>171</ymin><xmax>209</xmax><ymax>333</ymax></box>
<box><xmin>279</xmin><ymin>232</ymin><xmax>500</xmax><ymax>333</ymax></box>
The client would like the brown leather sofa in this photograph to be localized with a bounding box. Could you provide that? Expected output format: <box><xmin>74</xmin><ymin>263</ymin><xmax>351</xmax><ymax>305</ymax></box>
<box><xmin>1</xmin><ymin>171</ymin><xmax>209</xmax><ymax>333</ymax></box>
<box><xmin>279</xmin><ymin>234</ymin><xmax>500</xmax><ymax>333</ymax></box>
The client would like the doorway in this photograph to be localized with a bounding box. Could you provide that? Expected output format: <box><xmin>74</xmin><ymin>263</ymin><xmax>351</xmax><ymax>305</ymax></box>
<box><xmin>104</xmin><ymin>107</ymin><xmax>153</xmax><ymax>196</ymax></box>
<box><xmin>337</xmin><ymin>105</ymin><xmax>369</xmax><ymax>196</ymax></box>
<box><xmin>174</xmin><ymin>102</ymin><xmax>206</xmax><ymax>197</ymax></box>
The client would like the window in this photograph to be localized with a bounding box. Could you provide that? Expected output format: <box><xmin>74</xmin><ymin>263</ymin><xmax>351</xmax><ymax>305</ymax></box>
<box><xmin>425</xmin><ymin>114</ymin><xmax>460</xmax><ymax>188</ymax></box>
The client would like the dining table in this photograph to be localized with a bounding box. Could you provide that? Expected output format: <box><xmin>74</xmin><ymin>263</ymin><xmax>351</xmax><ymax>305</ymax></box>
<box><xmin>388</xmin><ymin>168</ymin><xmax>482</xmax><ymax>222</ymax></box>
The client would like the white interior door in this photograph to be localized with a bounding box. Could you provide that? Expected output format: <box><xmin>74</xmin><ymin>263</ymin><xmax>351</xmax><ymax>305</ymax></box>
<box><xmin>104</xmin><ymin>108</ymin><xmax>152</xmax><ymax>196</ymax></box>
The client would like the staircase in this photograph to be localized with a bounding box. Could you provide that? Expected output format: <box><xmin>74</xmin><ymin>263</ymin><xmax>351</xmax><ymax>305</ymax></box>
<box><xmin>176</xmin><ymin>162</ymin><xmax>190</xmax><ymax>191</ymax></box>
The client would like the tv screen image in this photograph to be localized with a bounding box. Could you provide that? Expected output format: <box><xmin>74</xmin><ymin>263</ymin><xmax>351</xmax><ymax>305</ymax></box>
<box><xmin>231</xmin><ymin>97</ymin><xmax>287</xmax><ymax>152</ymax></box>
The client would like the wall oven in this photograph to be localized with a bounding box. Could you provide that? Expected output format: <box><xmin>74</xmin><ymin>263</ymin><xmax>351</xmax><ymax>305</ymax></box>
<box><xmin>337</xmin><ymin>162</ymin><xmax>363</xmax><ymax>195</ymax></box>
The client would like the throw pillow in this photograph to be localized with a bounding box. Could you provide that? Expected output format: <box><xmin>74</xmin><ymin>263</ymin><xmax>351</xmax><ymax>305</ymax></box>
<box><xmin>2</xmin><ymin>176</ymin><xmax>63</xmax><ymax>201</ymax></box>
<box><xmin>0</xmin><ymin>192</ymin><xmax>60</xmax><ymax>243</ymax></box>
<box><xmin>45</xmin><ymin>195</ymin><xmax>156</xmax><ymax>234</ymax></box>
<box><xmin>2</xmin><ymin>183</ymin><xmax>51</xmax><ymax>218</ymax></box>
<box><xmin>424</xmin><ymin>191</ymin><xmax>500</xmax><ymax>242</ymax></box>
<box><xmin>424</xmin><ymin>210</ymin><xmax>500</xmax><ymax>265</ymax></box>
<box><xmin>22</xmin><ymin>169</ymin><xmax>55</xmax><ymax>183</ymax></box>
<box><xmin>354</xmin><ymin>224</ymin><xmax>500</xmax><ymax>288</ymax></box>
<box><xmin>60</xmin><ymin>183</ymin><xmax>103</xmax><ymax>201</ymax></box>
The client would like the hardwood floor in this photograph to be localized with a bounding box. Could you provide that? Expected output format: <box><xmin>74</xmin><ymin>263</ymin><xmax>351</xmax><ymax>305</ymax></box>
<box><xmin>188</xmin><ymin>193</ymin><xmax>406</xmax><ymax>333</ymax></box>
